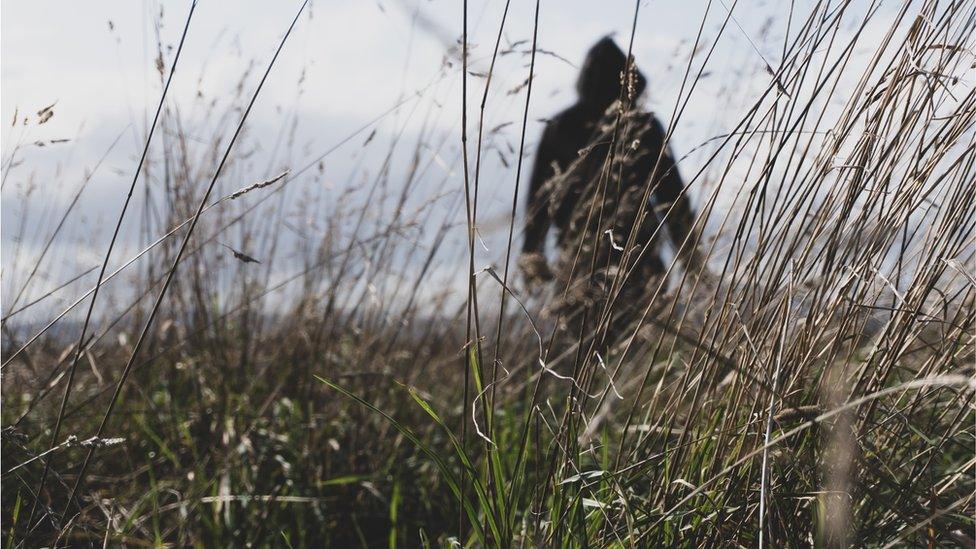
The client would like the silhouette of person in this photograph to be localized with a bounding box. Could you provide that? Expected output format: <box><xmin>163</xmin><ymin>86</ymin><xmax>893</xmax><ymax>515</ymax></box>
<box><xmin>519</xmin><ymin>36</ymin><xmax>699</xmax><ymax>339</ymax></box>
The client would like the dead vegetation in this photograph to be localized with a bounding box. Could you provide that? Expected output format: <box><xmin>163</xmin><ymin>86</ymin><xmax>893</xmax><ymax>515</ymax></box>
<box><xmin>1</xmin><ymin>0</ymin><xmax>974</xmax><ymax>546</ymax></box>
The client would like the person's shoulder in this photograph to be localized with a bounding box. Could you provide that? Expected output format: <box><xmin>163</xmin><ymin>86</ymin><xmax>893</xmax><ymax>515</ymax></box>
<box><xmin>625</xmin><ymin>107</ymin><xmax>660</xmax><ymax>126</ymax></box>
<box><xmin>549</xmin><ymin>103</ymin><xmax>597</xmax><ymax>127</ymax></box>
<box><xmin>630</xmin><ymin>109</ymin><xmax>666</xmax><ymax>137</ymax></box>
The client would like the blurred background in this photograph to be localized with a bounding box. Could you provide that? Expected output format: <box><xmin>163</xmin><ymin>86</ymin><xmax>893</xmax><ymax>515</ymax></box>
<box><xmin>1</xmin><ymin>0</ymin><xmax>897</xmax><ymax>322</ymax></box>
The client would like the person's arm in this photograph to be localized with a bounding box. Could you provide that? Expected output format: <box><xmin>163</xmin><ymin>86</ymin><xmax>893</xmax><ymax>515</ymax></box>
<box><xmin>522</xmin><ymin>122</ymin><xmax>558</xmax><ymax>255</ymax></box>
<box><xmin>645</xmin><ymin>118</ymin><xmax>700</xmax><ymax>265</ymax></box>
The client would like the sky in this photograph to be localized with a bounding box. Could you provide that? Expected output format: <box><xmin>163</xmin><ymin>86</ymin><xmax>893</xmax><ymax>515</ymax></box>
<box><xmin>0</xmin><ymin>0</ymin><xmax>913</xmax><ymax>322</ymax></box>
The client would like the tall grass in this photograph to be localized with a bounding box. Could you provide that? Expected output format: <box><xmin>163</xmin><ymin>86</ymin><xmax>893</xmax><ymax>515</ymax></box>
<box><xmin>2</xmin><ymin>0</ymin><xmax>974</xmax><ymax>546</ymax></box>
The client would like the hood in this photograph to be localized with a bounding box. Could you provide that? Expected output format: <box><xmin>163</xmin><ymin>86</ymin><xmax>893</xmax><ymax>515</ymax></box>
<box><xmin>576</xmin><ymin>37</ymin><xmax>647</xmax><ymax>108</ymax></box>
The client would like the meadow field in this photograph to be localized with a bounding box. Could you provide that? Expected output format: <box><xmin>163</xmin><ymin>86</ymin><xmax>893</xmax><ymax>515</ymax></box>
<box><xmin>2</xmin><ymin>0</ymin><xmax>974</xmax><ymax>546</ymax></box>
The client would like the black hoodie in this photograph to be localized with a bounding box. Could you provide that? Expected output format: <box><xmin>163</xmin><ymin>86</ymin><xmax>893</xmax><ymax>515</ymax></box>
<box><xmin>522</xmin><ymin>37</ymin><xmax>692</xmax><ymax>263</ymax></box>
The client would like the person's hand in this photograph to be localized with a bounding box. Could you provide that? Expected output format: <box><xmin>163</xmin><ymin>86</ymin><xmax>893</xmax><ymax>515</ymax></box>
<box><xmin>518</xmin><ymin>252</ymin><xmax>554</xmax><ymax>286</ymax></box>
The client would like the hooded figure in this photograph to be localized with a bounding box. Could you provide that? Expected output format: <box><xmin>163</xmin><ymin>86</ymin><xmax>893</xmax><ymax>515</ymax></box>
<box><xmin>519</xmin><ymin>37</ymin><xmax>698</xmax><ymax>339</ymax></box>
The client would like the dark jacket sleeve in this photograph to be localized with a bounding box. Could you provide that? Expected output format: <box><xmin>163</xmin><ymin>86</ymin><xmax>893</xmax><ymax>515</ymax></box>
<box><xmin>522</xmin><ymin>121</ymin><xmax>558</xmax><ymax>254</ymax></box>
<box><xmin>645</xmin><ymin>118</ymin><xmax>695</xmax><ymax>252</ymax></box>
